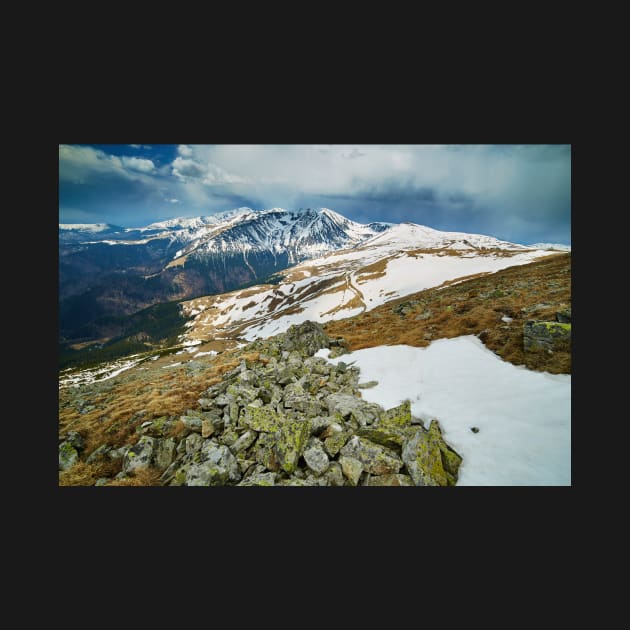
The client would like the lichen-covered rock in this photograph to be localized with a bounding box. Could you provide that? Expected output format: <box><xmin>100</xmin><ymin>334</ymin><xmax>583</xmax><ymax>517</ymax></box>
<box><xmin>185</xmin><ymin>462</ymin><xmax>230</xmax><ymax>486</ymax></box>
<box><xmin>241</xmin><ymin>404</ymin><xmax>284</xmax><ymax>433</ymax></box>
<box><xmin>184</xmin><ymin>433</ymin><xmax>204</xmax><ymax>455</ymax></box>
<box><xmin>237</xmin><ymin>472</ymin><xmax>276</xmax><ymax>486</ymax></box>
<box><xmin>201</xmin><ymin>418</ymin><xmax>215</xmax><ymax>438</ymax></box>
<box><xmin>230</xmin><ymin>430</ymin><xmax>258</xmax><ymax>454</ymax></box>
<box><xmin>340</xmin><ymin>436</ymin><xmax>403</xmax><ymax>475</ymax></box>
<box><xmin>59</xmin><ymin>441</ymin><xmax>79</xmax><ymax>471</ymax></box>
<box><xmin>523</xmin><ymin>320</ymin><xmax>571</xmax><ymax>352</ymax></box>
<box><xmin>367</xmin><ymin>474</ymin><xmax>414</xmax><ymax>486</ymax></box>
<box><xmin>401</xmin><ymin>427</ymin><xmax>450</xmax><ymax>486</ymax></box>
<box><xmin>556</xmin><ymin>308</ymin><xmax>571</xmax><ymax>324</ymax></box>
<box><xmin>253</xmin><ymin>432</ymin><xmax>281</xmax><ymax>471</ymax></box>
<box><xmin>325</xmin><ymin>393</ymin><xmax>377</xmax><ymax>426</ymax></box>
<box><xmin>379</xmin><ymin>400</ymin><xmax>412</xmax><ymax>428</ymax></box>
<box><xmin>356</xmin><ymin>425</ymin><xmax>410</xmax><ymax>450</ymax></box>
<box><xmin>275</xmin><ymin>419</ymin><xmax>312</xmax><ymax>474</ymax></box>
<box><xmin>154</xmin><ymin>437</ymin><xmax>176</xmax><ymax>471</ymax></box>
<box><xmin>303</xmin><ymin>441</ymin><xmax>330</xmax><ymax>476</ymax></box>
<box><xmin>358</xmin><ymin>380</ymin><xmax>378</xmax><ymax>389</ymax></box>
<box><xmin>95</xmin><ymin>478</ymin><xmax>109</xmax><ymax>486</ymax></box>
<box><xmin>428</xmin><ymin>420</ymin><xmax>462</xmax><ymax>482</ymax></box>
<box><xmin>198</xmin><ymin>442</ymin><xmax>241</xmax><ymax>483</ymax></box>
<box><xmin>180</xmin><ymin>414</ymin><xmax>203</xmax><ymax>433</ymax></box>
<box><xmin>123</xmin><ymin>436</ymin><xmax>156</xmax><ymax>474</ymax></box>
<box><xmin>63</xmin><ymin>431</ymin><xmax>85</xmax><ymax>451</ymax></box>
<box><xmin>324</xmin><ymin>462</ymin><xmax>345</xmax><ymax>486</ymax></box>
<box><xmin>323</xmin><ymin>430</ymin><xmax>351</xmax><ymax>457</ymax></box>
<box><xmin>281</xmin><ymin>320</ymin><xmax>330</xmax><ymax>357</ymax></box>
<box><xmin>339</xmin><ymin>456</ymin><xmax>363</xmax><ymax>486</ymax></box>
<box><xmin>85</xmin><ymin>443</ymin><xmax>111</xmax><ymax>464</ymax></box>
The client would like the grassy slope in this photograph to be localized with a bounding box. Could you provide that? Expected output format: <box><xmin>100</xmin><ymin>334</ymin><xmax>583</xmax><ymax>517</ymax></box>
<box><xmin>59</xmin><ymin>253</ymin><xmax>571</xmax><ymax>486</ymax></box>
<box><xmin>324</xmin><ymin>253</ymin><xmax>571</xmax><ymax>374</ymax></box>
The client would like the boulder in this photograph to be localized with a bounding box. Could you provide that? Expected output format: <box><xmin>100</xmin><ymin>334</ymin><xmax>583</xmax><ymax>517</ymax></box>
<box><xmin>324</xmin><ymin>462</ymin><xmax>345</xmax><ymax>486</ymax></box>
<box><xmin>154</xmin><ymin>438</ymin><xmax>176</xmax><ymax>471</ymax></box>
<box><xmin>281</xmin><ymin>320</ymin><xmax>331</xmax><ymax>357</ymax></box>
<box><xmin>237</xmin><ymin>472</ymin><xmax>277</xmax><ymax>486</ymax></box>
<box><xmin>556</xmin><ymin>308</ymin><xmax>571</xmax><ymax>324</ymax></box>
<box><xmin>180</xmin><ymin>414</ymin><xmax>203</xmax><ymax>433</ymax></box>
<box><xmin>241</xmin><ymin>405</ymin><xmax>284</xmax><ymax>433</ymax></box>
<box><xmin>230</xmin><ymin>430</ymin><xmax>258</xmax><ymax>454</ymax></box>
<box><xmin>275</xmin><ymin>419</ymin><xmax>312</xmax><ymax>474</ymax></box>
<box><xmin>340</xmin><ymin>436</ymin><xmax>403</xmax><ymax>475</ymax></box>
<box><xmin>339</xmin><ymin>456</ymin><xmax>363</xmax><ymax>486</ymax></box>
<box><xmin>59</xmin><ymin>441</ymin><xmax>79</xmax><ymax>471</ymax></box>
<box><xmin>401</xmin><ymin>422</ymin><xmax>461</xmax><ymax>487</ymax></box>
<box><xmin>523</xmin><ymin>320</ymin><xmax>571</xmax><ymax>353</ymax></box>
<box><xmin>122</xmin><ymin>436</ymin><xmax>156</xmax><ymax>474</ymax></box>
<box><xmin>184</xmin><ymin>433</ymin><xmax>204</xmax><ymax>455</ymax></box>
<box><xmin>367</xmin><ymin>474</ymin><xmax>414</xmax><ymax>486</ymax></box>
<box><xmin>253</xmin><ymin>432</ymin><xmax>281</xmax><ymax>471</ymax></box>
<box><xmin>198</xmin><ymin>442</ymin><xmax>241</xmax><ymax>483</ymax></box>
<box><xmin>85</xmin><ymin>444</ymin><xmax>111</xmax><ymax>464</ymax></box>
<box><xmin>303</xmin><ymin>441</ymin><xmax>330</xmax><ymax>476</ymax></box>
<box><xmin>63</xmin><ymin>431</ymin><xmax>85</xmax><ymax>451</ymax></box>
<box><xmin>323</xmin><ymin>430</ymin><xmax>351</xmax><ymax>457</ymax></box>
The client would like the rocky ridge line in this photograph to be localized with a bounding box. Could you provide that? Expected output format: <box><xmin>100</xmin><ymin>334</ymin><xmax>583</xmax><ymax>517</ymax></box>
<box><xmin>59</xmin><ymin>321</ymin><xmax>462</xmax><ymax>486</ymax></box>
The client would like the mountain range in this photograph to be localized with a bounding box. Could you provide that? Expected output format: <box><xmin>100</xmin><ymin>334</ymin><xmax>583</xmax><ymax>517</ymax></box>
<box><xmin>59</xmin><ymin>206</ymin><xmax>561</xmax><ymax>353</ymax></box>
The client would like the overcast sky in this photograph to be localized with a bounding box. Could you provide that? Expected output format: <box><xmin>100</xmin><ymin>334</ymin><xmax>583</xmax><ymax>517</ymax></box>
<box><xmin>59</xmin><ymin>144</ymin><xmax>571</xmax><ymax>244</ymax></box>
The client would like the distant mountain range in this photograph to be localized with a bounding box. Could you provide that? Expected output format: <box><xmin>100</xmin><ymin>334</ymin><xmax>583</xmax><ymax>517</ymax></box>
<box><xmin>59</xmin><ymin>207</ymin><xmax>390</xmax><ymax>342</ymax></box>
<box><xmin>59</xmin><ymin>206</ymin><xmax>559</xmax><ymax>345</ymax></box>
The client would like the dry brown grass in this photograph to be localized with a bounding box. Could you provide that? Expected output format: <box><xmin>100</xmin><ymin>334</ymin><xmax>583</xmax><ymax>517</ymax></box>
<box><xmin>325</xmin><ymin>253</ymin><xmax>571</xmax><ymax>374</ymax></box>
<box><xmin>59</xmin><ymin>459</ymin><xmax>122</xmax><ymax>486</ymax></box>
<box><xmin>106</xmin><ymin>466</ymin><xmax>162</xmax><ymax>486</ymax></box>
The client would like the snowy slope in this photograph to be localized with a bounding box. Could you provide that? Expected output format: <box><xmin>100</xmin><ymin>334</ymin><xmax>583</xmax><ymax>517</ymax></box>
<box><xmin>361</xmin><ymin>222</ymin><xmax>531</xmax><ymax>251</ymax></box>
<box><xmin>528</xmin><ymin>243</ymin><xmax>571</xmax><ymax>252</ymax></box>
<box><xmin>317</xmin><ymin>337</ymin><xmax>571</xmax><ymax>486</ymax></box>
<box><xmin>180</xmin><ymin>225</ymin><xmax>555</xmax><ymax>344</ymax></box>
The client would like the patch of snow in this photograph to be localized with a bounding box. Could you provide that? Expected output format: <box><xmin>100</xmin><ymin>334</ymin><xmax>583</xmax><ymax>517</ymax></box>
<box><xmin>194</xmin><ymin>350</ymin><xmax>218</xmax><ymax>357</ymax></box>
<box><xmin>501</xmin><ymin>316</ymin><xmax>513</xmax><ymax>323</ymax></box>
<box><xmin>325</xmin><ymin>336</ymin><xmax>570</xmax><ymax>486</ymax></box>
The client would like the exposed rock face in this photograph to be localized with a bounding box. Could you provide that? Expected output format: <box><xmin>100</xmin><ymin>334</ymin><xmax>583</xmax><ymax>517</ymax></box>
<box><xmin>62</xmin><ymin>320</ymin><xmax>463</xmax><ymax>486</ymax></box>
<box><xmin>524</xmin><ymin>320</ymin><xmax>571</xmax><ymax>353</ymax></box>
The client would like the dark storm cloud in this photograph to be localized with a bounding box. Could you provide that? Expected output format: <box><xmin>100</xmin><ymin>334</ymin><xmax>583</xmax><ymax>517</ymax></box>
<box><xmin>59</xmin><ymin>144</ymin><xmax>571</xmax><ymax>244</ymax></box>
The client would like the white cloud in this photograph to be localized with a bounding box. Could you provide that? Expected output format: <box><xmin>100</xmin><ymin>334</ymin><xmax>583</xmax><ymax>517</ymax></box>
<box><xmin>178</xmin><ymin>144</ymin><xmax>193</xmax><ymax>157</ymax></box>
<box><xmin>169</xmin><ymin>198</ymin><xmax>179</xmax><ymax>203</ymax></box>
<box><xmin>129</xmin><ymin>144</ymin><xmax>141</xmax><ymax>149</ymax></box>
<box><xmin>171</xmin><ymin>155</ymin><xmax>247</xmax><ymax>185</ymax></box>
<box><xmin>121</xmin><ymin>156</ymin><xmax>156</xmax><ymax>173</ymax></box>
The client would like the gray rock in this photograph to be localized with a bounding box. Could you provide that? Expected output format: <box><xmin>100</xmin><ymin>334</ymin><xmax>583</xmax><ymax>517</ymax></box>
<box><xmin>324</xmin><ymin>462</ymin><xmax>345</xmax><ymax>486</ymax></box>
<box><xmin>63</xmin><ymin>431</ymin><xmax>85</xmax><ymax>451</ymax></box>
<box><xmin>94</xmin><ymin>478</ymin><xmax>109</xmax><ymax>486</ymax></box>
<box><xmin>339</xmin><ymin>455</ymin><xmax>364</xmax><ymax>486</ymax></box>
<box><xmin>253</xmin><ymin>432</ymin><xmax>281</xmax><ymax>471</ymax></box>
<box><xmin>182</xmin><ymin>432</ymin><xmax>202</xmax><ymax>454</ymax></box>
<box><xmin>281</xmin><ymin>320</ymin><xmax>331</xmax><ymax>357</ymax></box>
<box><xmin>523</xmin><ymin>320</ymin><xmax>571</xmax><ymax>353</ymax></box>
<box><xmin>303</xmin><ymin>442</ymin><xmax>330</xmax><ymax>476</ymax></box>
<box><xmin>275</xmin><ymin>419</ymin><xmax>312</xmax><ymax>474</ymax></box>
<box><xmin>122</xmin><ymin>436</ymin><xmax>156</xmax><ymax>474</ymax></box>
<box><xmin>199</xmin><ymin>442</ymin><xmax>241</xmax><ymax>483</ymax></box>
<box><xmin>154</xmin><ymin>438</ymin><xmax>176</xmax><ymax>471</ymax></box>
<box><xmin>237</xmin><ymin>472</ymin><xmax>277</xmax><ymax>486</ymax></box>
<box><xmin>59</xmin><ymin>442</ymin><xmax>79</xmax><ymax>471</ymax></box>
<box><xmin>339</xmin><ymin>436</ymin><xmax>403</xmax><ymax>475</ymax></box>
<box><xmin>401</xmin><ymin>427</ymin><xmax>449</xmax><ymax>487</ymax></box>
<box><xmin>323</xmin><ymin>430</ymin><xmax>351</xmax><ymax>458</ymax></box>
<box><xmin>230</xmin><ymin>430</ymin><xmax>258</xmax><ymax>454</ymax></box>
<box><xmin>185</xmin><ymin>462</ymin><xmax>230</xmax><ymax>486</ymax></box>
<box><xmin>366</xmin><ymin>474</ymin><xmax>414</xmax><ymax>486</ymax></box>
<box><xmin>180</xmin><ymin>414</ymin><xmax>203</xmax><ymax>433</ymax></box>
<box><xmin>358</xmin><ymin>380</ymin><xmax>379</xmax><ymax>389</ymax></box>
<box><xmin>85</xmin><ymin>444</ymin><xmax>111</xmax><ymax>464</ymax></box>
<box><xmin>556</xmin><ymin>308</ymin><xmax>571</xmax><ymax>323</ymax></box>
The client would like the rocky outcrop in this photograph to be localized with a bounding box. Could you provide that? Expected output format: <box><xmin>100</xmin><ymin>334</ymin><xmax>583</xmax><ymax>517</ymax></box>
<box><xmin>65</xmin><ymin>320</ymin><xmax>462</xmax><ymax>486</ymax></box>
<box><xmin>524</xmin><ymin>320</ymin><xmax>571</xmax><ymax>353</ymax></box>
